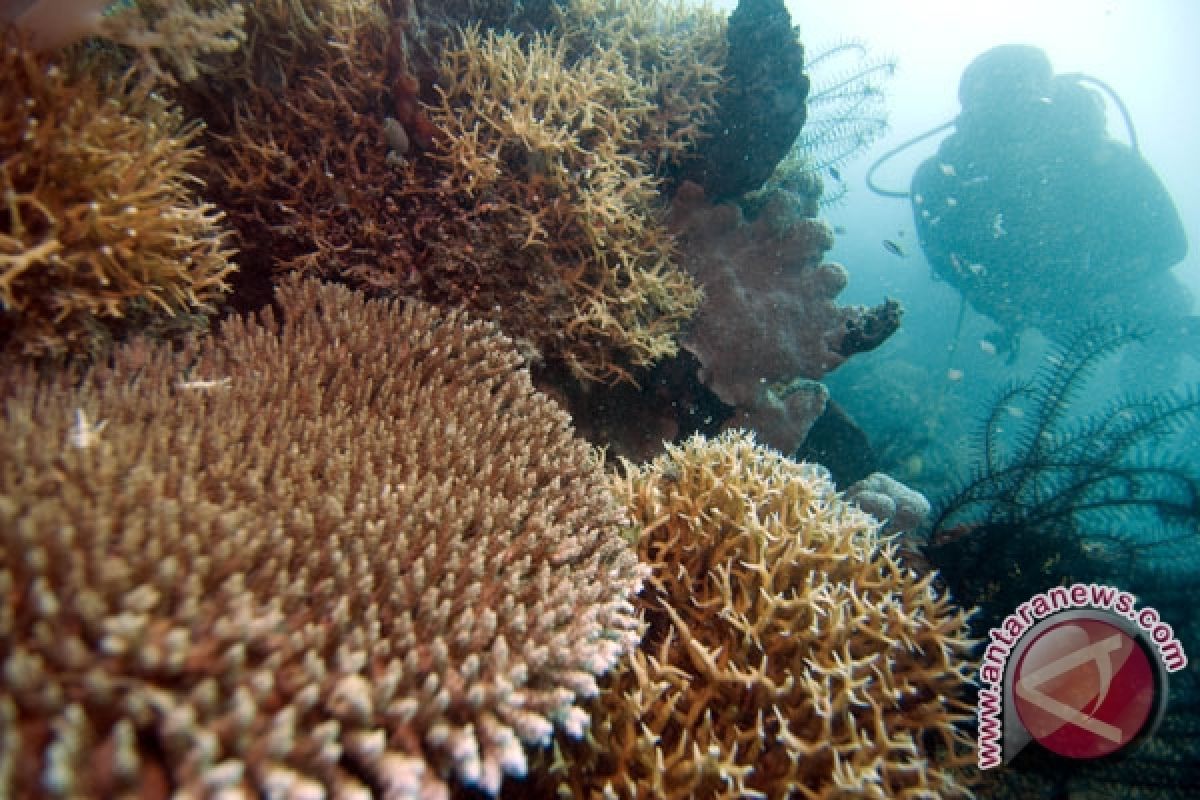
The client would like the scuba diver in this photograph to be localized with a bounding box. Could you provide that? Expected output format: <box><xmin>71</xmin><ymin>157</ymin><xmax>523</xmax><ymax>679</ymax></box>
<box><xmin>869</xmin><ymin>45</ymin><xmax>1190</xmax><ymax>364</ymax></box>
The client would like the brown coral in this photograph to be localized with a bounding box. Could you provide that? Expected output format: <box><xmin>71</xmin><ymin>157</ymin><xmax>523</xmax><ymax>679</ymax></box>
<box><xmin>6</xmin><ymin>0</ymin><xmax>244</xmax><ymax>79</ymax></box>
<box><xmin>187</xmin><ymin>0</ymin><xmax>398</xmax><ymax>288</ymax></box>
<box><xmin>539</xmin><ymin>431</ymin><xmax>977</xmax><ymax>799</ymax></box>
<box><xmin>555</xmin><ymin>0</ymin><xmax>727</xmax><ymax>172</ymax></box>
<box><xmin>668</xmin><ymin>181</ymin><xmax>900</xmax><ymax>452</ymax></box>
<box><xmin>390</xmin><ymin>25</ymin><xmax>702</xmax><ymax>385</ymax></box>
<box><xmin>0</xmin><ymin>278</ymin><xmax>645</xmax><ymax>798</ymax></box>
<box><xmin>0</xmin><ymin>29</ymin><xmax>236</xmax><ymax>358</ymax></box>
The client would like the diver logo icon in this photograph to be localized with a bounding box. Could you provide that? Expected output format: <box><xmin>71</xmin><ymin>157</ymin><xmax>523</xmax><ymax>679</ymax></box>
<box><xmin>1011</xmin><ymin>618</ymin><xmax>1156</xmax><ymax>759</ymax></box>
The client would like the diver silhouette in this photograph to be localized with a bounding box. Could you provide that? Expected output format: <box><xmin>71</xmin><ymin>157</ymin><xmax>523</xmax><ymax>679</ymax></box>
<box><xmin>872</xmin><ymin>45</ymin><xmax>1191</xmax><ymax>366</ymax></box>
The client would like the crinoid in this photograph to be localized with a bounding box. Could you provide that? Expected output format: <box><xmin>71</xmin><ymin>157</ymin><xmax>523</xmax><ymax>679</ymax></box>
<box><xmin>925</xmin><ymin>322</ymin><xmax>1200</xmax><ymax>797</ymax></box>
<box><xmin>927</xmin><ymin>323</ymin><xmax>1200</xmax><ymax>627</ymax></box>
<box><xmin>784</xmin><ymin>39</ymin><xmax>895</xmax><ymax>207</ymax></box>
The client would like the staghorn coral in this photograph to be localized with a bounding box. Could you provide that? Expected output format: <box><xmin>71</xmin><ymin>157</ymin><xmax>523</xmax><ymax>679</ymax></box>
<box><xmin>193</xmin><ymin>0</ymin><xmax>398</xmax><ymax>291</ymax></box>
<box><xmin>199</xmin><ymin>3</ymin><xmax>707</xmax><ymax>385</ymax></box>
<box><xmin>0</xmin><ymin>278</ymin><xmax>645</xmax><ymax>798</ymax></box>
<box><xmin>5</xmin><ymin>0</ymin><xmax>245</xmax><ymax>82</ymax></box>
<box><xmin>93</xmin><ymin>0</ymin><xmax>247</xmax><ymax>83</ymax></box>
<box><xmin>555</xmin><ymin>0</ymin><xmax>727</xmax><ymax>172</ymax></box>
<box><xmin>389</xmin><ymin>25</ymin><xmax>702</xmax><ymax>385</ymax></box>
<box><xmin>667</xmin><ymin>181</ymin><xmax>900</xmax><ymax>453</ymax></box>
<box><xmin>529</xmin><ymin>431</ymin><xmax>977</xmax><ymax>799</ymax></box>
<box><xmin>0</xmin><ymin>29</ymin><xmax>236</xmax><ymax>358</ymax></box>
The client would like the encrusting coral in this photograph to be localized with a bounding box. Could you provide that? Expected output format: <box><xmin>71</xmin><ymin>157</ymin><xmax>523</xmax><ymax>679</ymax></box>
<box><xmin>0</xmin><ymin>27</ymin><xmax>236</xmax><ymax>357</ymax></box>
<box><xmin>530</xmin><ymin>431</ymin><xmax>977</xmax><ymax>799</ymax></box>
<box><xmin>0</xmin><ymin>278</ymin><xmax>645</xmax><ymax>798</ymax></box>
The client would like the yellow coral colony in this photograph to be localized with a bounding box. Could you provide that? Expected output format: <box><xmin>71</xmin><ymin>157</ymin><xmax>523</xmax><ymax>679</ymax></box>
<box><xmin>426</xmin><ymin>25</ymin><xmax>702</xmax><ymax>384</ymax></box>
<box><xmin>551</xmin><ymin>431</ymin><xmax>977</xmax><ymax>799</ymax></box>
<box><xmin>0</xmin><ymin>279</ymin><xmax>645</xmax><ymax>798</ymax></box>
<box><xmin>0</xmin><ymin>28</ymin><xmax>236</xmax><ymax>357</ymax></box>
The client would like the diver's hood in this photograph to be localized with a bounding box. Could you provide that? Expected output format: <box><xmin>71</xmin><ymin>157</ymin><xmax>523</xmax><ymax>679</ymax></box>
<box><xmin>958</xmin><ymin>44</ymin><xmax>1054</xmax><ymax>118</ymax></box>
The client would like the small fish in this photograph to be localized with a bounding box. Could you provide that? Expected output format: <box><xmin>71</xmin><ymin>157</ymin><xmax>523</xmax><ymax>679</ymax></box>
<box><xmin>828</xmin><ymin>166</ymin><xmax>843</xmax><ymax>181</ymax></box>
<box><xmin>979</xmin><ymin>339</ymin><xmax>997</xmax><ymax>356</ymax></box>
<box><xmin>939</xmin><ymin>163</ymin><xmax>957</xmax><ymax>177</ymax></box>
<box><xmin>883</xmin><ymin>239</ymin><xmax>907</xmax><ymax>258</ymax></box>
<box><xmin>945</xmin><ymin>196</ymin><xmax>959</xmax><ymax>208</ymax></box>
<box><xmin>991</xmin><ymin>212</ymin><xmax>1006</xmax><ymax>238</ymax></box>
<box><xmin>913</xmin><ymin>193</ymin><xmax>925</xmax><ymax>205</ymax></box>
<box><xmin>833</xmin><ymin>225</ymin><xmax>847</xmax><ymax>235</ymax></box>
<box><xmin>946</xmin><ymin>368</ymin><xmax>964</xmax><ymax>382</ymax></box>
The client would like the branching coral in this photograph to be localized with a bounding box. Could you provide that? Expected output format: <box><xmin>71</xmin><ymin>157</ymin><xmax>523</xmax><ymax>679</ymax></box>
<box><xmin>393</xmin><ymin>25</ymin><xmax>702</xmax><ymax>384</ymax></box>
<box><xmin>0</xmin><ymin>277</ymin><xmax>645</xmax><ymax>798</ymax></box>
<box><xmin>5</xmin><ymin>0</ymin><xmax>245</xmax><ymax>82</ymax></box>
<box><xmin>530</xmin><ymin>431</ymin><xmax>977</xmax><ymax>798</ymax></box>
<box><xmin>193</xmin><ymin>0</ymin><xmax>398</xmax><ymax>287</ymax></box>
<box><xmin>0</xmin><ymin>29</ymin><xmax>236</xmax><ymax>357</ymax></box>
<box><xmin>195</xmin><ymin>2</ymin><xmax>707</xmax><ymax>385</ymax></box>
<box><xmin>555</xmin><ymin>0</ymin><xmax>727</xmax><ymax>172</ymax></box>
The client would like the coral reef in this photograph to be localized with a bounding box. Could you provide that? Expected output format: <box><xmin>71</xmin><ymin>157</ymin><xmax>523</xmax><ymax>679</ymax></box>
<box><xmin>667</xmin><ymin>181</ymin><xmax>900</xmax><ymax>453</ymax></box>
<box><xmin>528</xmin><ymin>431</ymin><xmax>976</xmax><ymax>798</ymax></box>
<box><xmin>201</xmin><ymin>2</ymin><xmax>708</xmax><ymax>385</ymax></box>
<box><xmin>0</xmin><ymin>28</ymin><xmax>236</xmax><ymax>357</ymax></box>
<box><xmin>392</xmin><ymin>25</ymin><xmax>702</xmax><ymax>384</ymax></box>
<box><xmin>555</xmin><ymin>0</ymin><xmax>727</xmax><ymax>173</ymax></box>
<box><xmin>675</xmin><ymin>0</ymin><xmax>808</xmax><ymax>199</ymax></box>
<box><xmin>192</xmin><ymin>0</ymin><xmax>397</xmax><ymax>295</ymax></box>
<box><xmin>6</xmin><ymin>0</ymin><xmax>245</xmax><ymax>81</ymax></box>
<box><xmin>0</xmin><ymin>278</ymin><xmax>645</xmax><ymax>798</ymax></box>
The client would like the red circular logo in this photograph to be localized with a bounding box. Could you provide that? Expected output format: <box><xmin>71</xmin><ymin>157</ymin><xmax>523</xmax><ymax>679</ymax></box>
<box><xmin>1012</xmin><ymin>618</ymin><xmax>1156</xmax><ymax>759</ymax></box>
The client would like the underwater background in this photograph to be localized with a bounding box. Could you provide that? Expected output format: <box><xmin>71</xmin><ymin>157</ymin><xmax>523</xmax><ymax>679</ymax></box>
<box><xmin>1</xmin><ymin>0</ymin><xmax>1197</xmax><ymax>798</ymax></box>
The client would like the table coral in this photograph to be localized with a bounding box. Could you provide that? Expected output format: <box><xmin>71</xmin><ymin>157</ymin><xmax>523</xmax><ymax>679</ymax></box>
<box><xmin>0</xmin><ymin>30</ymin><xmax>235</xmax><ymax>358</ymax></box>
<box><xmin>536</xmin><ymin>431</ymin><xmax>977</xmax><ymax>799</ymax></box>
<box><xmin>0</xmin><ymin>278</ymin><xmax>645</xmax><ymax>798</ymax></box>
